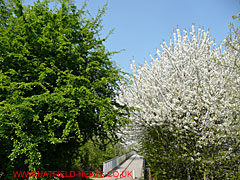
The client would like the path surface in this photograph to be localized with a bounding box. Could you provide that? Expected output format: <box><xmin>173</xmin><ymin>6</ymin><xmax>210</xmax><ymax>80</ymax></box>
<box><xmin>93</xmin><ymin>154</ymin><xmax>144</xmax><ymax>180</ymax></box>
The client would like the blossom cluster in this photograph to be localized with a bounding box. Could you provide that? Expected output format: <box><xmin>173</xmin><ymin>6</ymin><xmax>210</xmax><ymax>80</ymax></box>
<box><xmin>118</xmin><ymin>25</ymin><xmax>240</xmax><ymax>158</ymax></box>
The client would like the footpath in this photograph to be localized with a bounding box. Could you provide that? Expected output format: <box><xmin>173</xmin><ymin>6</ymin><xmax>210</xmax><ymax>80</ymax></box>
<box><xmin>93</xmin><ymin>154</ymin><xmax>144</xmax><ymax>180</ymax></box>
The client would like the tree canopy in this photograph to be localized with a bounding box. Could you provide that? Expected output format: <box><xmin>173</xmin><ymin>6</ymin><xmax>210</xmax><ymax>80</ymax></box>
<box><xmin>0</xmin><ymin>0</ymin><xmax>129</xmax><ymax>179</ymax></box>
<box><xmin>118</xmin><ymin>24</ymin><xmax>240</xmax><ymax>179</ymax></box>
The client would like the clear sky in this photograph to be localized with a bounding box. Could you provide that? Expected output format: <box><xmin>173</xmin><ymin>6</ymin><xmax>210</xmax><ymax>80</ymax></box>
<box><xmin>25</xmin><ymin>0</ymin><xmax>240</xmax><ymax>73</ymax></box>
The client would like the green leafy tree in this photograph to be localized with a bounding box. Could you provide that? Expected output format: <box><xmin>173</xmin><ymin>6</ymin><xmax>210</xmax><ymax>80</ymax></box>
<box><xmin>0</xmin><ymin>0</ymin><xmax>129</xmax><ymax>179</ymax></box>
<box><xmin>74</xmin><ymin>140</ymin><xmax>128</xmax><ymax>174</ymax></box>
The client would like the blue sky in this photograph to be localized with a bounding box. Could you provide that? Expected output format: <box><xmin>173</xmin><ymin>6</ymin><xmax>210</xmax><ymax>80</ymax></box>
<box><xmin>84</xmin><ymin>0</ymin><xmax>240</xmax><ymax>72</ymax></box>
<box><xmin>25</xmin><ymin>0</ymin><xmax>240</xmax><ymax>73</ymax></box>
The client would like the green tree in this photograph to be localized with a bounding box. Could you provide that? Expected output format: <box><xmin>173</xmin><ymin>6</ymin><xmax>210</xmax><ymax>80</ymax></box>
<box><xmin>0</xmin><ymin>0</ymin><xmax>129</xmax><ymax>179</ymax></box>
<box><xmin>74</xmin><ymin>140</ymin><xmax>128</xmax><ymax>174</ymax></box>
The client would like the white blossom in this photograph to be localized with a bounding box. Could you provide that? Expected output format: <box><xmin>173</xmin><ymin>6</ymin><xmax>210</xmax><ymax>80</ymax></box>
<box><xmin>118</xmin><ymin>25</ymin><xmax>240</xmax><ymax>157</ymax></box>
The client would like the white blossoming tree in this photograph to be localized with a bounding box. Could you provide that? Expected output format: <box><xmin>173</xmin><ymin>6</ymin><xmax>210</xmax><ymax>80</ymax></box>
<box><xmin>118</xmin><ymin>25</ymin><xmax>240</xmax><ymax>179</ymax></box>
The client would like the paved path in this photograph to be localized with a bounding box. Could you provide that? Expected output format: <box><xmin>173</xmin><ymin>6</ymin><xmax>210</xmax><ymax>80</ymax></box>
<box><xmin>94</xmin><ymin>154</ymin><xmax>144</xmax><ymax>180</ymax></box>
<box><xmin>117</xmin><ymin>154</ymin><xmax>144</xmax><ymax>180</ymax></box>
